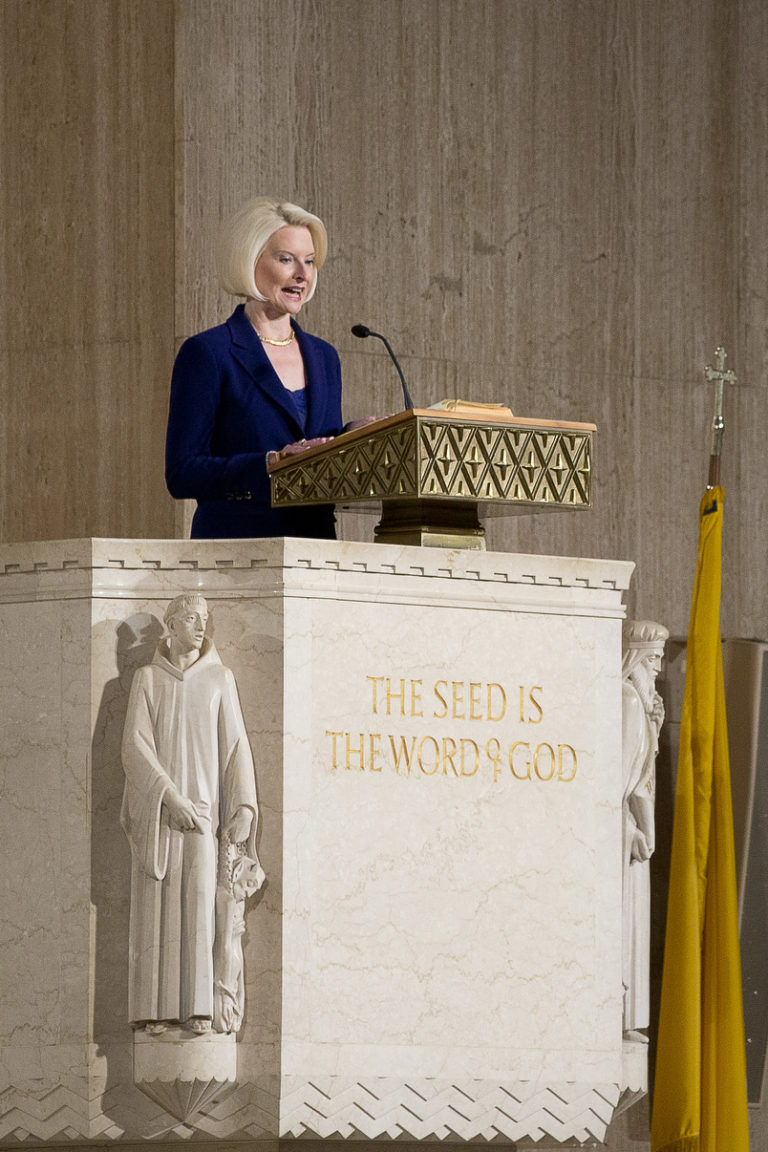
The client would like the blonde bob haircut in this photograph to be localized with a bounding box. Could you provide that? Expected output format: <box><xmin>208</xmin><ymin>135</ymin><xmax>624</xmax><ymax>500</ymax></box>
<box><xmin>217</xmin><ymin>196</ymin><xmax>328</xmax><ymax>302</ymax></box>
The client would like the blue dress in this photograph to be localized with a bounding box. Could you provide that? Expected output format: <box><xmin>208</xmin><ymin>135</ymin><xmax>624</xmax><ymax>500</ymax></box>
<box><xmin>165</xmin><ymin>304</ymin><xmax>343</xmax><ymax>538</ymax></box>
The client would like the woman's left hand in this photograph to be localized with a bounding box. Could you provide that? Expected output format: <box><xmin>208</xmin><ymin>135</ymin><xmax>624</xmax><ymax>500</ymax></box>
<box><xmin>343</xmin><ymin>416</ymin><xmax>379</xmax><ymax>432</ymax></box>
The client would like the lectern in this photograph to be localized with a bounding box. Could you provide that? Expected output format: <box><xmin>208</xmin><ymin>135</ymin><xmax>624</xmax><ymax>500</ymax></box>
<box><xmin>269</xmin><ymin>405</ymin><xmax>595</xmax><ymax>548</ymax></box>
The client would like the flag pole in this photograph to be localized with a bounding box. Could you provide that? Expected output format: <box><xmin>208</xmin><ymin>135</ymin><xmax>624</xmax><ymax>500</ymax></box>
<box><xmin>704</xmin><ymin>346</ymin><xmax>735</xmax><ymax>488</ymax></box>
<box><xmin>651</xmin><ymin>344</ymin><xmax>750</xmax><ymax>1152</ymax></box>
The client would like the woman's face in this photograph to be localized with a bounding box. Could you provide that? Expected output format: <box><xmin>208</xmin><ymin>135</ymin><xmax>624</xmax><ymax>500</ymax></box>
<box><xmin>254</xmin><ymin>225</ymin><xmax>315</xmax><ymax>315</ymax></box>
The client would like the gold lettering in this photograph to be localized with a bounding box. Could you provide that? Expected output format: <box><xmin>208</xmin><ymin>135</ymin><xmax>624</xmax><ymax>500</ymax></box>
<box><xmin>366</xmin><ymin>675</ymin><xmax>385</xmax><ymax>714</ymax></box>
<box><xmin>389</xmin><ymin>734</ymin><xmax>416</xmax><ymax>775</ymax></box>
<box><xmin>345</xmin><ymin>732</ymin><xmax>366</xmax><ymax>771</ymax></box>
<box><xmin>534</xmin><ymin>742</ymin><xmax>555</xmax><ymax>781</ymax></box>
<box><xmin>509</xmin><ymin>740</ymin><xmax>532</xmax><ymax>780</ymax></box>
<box><xmin>487</xmin><ymin>737</ymin><xmax>503</xmax><ymax>782</ymax></box>
<box><xmin>410</xmin><ymin>679</ymin><xmax>423</xmax><ymax>717</ymax></box>
<box><xmin>433</xmin><ymin>680</ymin><xmax>448</xmax><ymax>719</ymax></box>
<box><xmin>488</xmin><ymin>682</ymin><xmax>506</xmax><ymax>722</ymax></box>
<box><xmin>329</xmin><ymin>719</ymin><xmax>573</xmax><ymax>783</ymax></box>
<box><xmin>528</xmin><ymin>686</ymin><xmax>544</xmax><ymax>724</ymax></box>
<box><xmin>469</xmin><ymin>682</ymin><xmax>482</xmax><ymax>720</ymax></box>
<box><xmin>326</xmin><ymin>730</ymin><xmax>344</xmax><ymax>770</ymax></box>
<box><xmin>451</xmin><ymin>680</ymin><xmax>465</xmax><ymax>719</ymax></box>
<box><xmin>418</xmin><ymin>736</ymin><xmax>440</xmax><ymax>775</ymax></box>
<box><xmin>461</xmin><ymin>738</ymin><xmax>479</xmax><ymax>776</ymax></box>
<box><xmin>386</xmin><ymin>677</ymin><xmax>406</xmax><ymax>716</ymax></box>
<box><xmin>558</xmin><ymin>743</ymin><xmax>578</xmax><ymax>781</ymax></box>
<box><xmin>519</xmin><ymin>685</ymin><xmax>525</xmax><ymax>723</ymax></box>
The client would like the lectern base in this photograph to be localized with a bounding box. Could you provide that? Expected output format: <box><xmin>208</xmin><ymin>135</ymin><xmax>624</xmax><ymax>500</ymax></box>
<box><xmin>374</xmin><ymin>497</ymin><xmax>486</xmax><ymax>548</ymax></box>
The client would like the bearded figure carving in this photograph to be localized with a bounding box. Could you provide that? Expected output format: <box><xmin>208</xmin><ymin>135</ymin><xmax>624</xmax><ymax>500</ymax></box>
<box><xmin>621</xmin><ymin>618</ymin><xmax>668</xmax><ymax>1040</ymax></box>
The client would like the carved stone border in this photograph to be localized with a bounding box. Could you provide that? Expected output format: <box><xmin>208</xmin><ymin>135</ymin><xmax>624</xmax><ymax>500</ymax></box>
<box><xmin>280</xmin><ymin>1078</ymin><xmax>622</xmax><ymax>1143</ymax></box>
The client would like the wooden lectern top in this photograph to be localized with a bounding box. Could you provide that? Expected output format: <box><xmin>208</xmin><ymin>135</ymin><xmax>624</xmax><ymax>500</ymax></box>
<box><xmin>268</xmin><ymin>406</ymin><xmax>595</xmax><ymax>514</ymax></box>
<box><xmin>269</xmin><ymin>405</ymin><xmax>595</xmax><ymax>472</ymax></box>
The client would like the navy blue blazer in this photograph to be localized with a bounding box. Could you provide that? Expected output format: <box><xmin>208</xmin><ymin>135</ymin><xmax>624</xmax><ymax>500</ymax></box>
<box><xmin>165</xmin><ymin>304</ymin><xmax>343</xmax><ymax>538</ymax></box>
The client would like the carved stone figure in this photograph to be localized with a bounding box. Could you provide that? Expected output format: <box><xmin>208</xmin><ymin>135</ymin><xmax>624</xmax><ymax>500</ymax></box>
<box><xmin>213</xmin><ymin>832</ymin><xmax>266</xmax><ymax>1032</ymax></box>
<box><xmin>621</xmin><ymin>619</ymin><xmax>668</xmax><ymax>1041</ymax></box>
<box><xmin>121</xmin><ymin>593</ymin><xmax>265</xmax><ymax>1035</ymax></box>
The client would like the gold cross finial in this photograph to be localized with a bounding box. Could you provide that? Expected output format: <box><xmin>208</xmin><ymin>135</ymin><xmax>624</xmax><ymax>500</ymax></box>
<box><xmin>704</xmin><ymin>346</ymin><xmax>737</xmax><ymax>388</ymax></box>
<box><xmin>704</xmin><ymin>346</ymin><xmax>736</xmax><ymax>488</ymax></box>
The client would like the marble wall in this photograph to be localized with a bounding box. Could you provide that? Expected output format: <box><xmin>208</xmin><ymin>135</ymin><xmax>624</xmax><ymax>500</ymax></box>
<box><xmin>0</xmin><ymin>0</ymin><xmax>175</xmax><ymax>541</ymax></box>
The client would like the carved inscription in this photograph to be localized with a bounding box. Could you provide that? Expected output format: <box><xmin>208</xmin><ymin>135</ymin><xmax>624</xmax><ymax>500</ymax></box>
<box><xmin>325</xmin><ymin>676</ymin><xmax>578</xmax><ymax>783</ymax></box>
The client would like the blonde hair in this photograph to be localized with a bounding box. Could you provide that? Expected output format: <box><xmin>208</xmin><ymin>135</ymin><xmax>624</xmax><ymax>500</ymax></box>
<box><xmin>217</xmin><ymin>196</ymin><xmax>328</xmax><ymax>301</ymax></box>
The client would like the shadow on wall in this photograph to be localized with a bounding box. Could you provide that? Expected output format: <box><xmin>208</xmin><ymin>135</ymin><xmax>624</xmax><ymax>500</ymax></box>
<box><xmin>90</xmin><ymin>614</ymin><xmax>163</xmax><ymax>1124</ymax></box>
<box><xmin>646</xmin><ymin>641</ymin><xmax>684</xmax><ymax>1121</ymax></box>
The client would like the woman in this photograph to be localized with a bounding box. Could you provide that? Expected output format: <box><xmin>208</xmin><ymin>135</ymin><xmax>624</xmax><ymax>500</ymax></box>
<box><xmin>166</xmin><ymin>196</ymin><xmax>344</xmax><ymax>539</ymax></box>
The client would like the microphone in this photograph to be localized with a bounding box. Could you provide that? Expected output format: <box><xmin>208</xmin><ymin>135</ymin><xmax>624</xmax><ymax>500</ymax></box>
<box><xmin>351</xmin><ymin>324</ymin><xmax>415</xmax><ymax>411</ymax></box>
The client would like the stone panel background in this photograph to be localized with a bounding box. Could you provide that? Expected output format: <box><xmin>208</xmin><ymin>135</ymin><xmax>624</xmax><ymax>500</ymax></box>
<box><xmin>0</xmin><ymin>0</ymin><xmax>175</xmax><ymax>541</ymax></box>
<box><xmin>1</xmin><ymin>1</ymin><xmax>766</xmax><ymax>1147</ymax></box>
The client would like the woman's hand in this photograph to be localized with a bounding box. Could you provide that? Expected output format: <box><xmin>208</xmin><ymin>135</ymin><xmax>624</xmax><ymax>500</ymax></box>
<box><xmin>281</xmin><ymin>436</ymin><xmax>334</xmax><ymax>457</ymax></box>
<box><xmin>343</xmin><ymin>417</ymin><xmax>379</xmax><ymax>432</ymax></box>
<box><xmin>266</xmin><ymin>437</ymin><xmax>334</xmax><ymax>469</ymax></box>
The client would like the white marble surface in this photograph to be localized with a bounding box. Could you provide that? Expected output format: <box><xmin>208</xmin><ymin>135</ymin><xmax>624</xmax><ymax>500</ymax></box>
<box><xmin>280</xmin><ymin>594</ymin><xmax>623</xmax><ymax>1082</ymax></box>
<box><xmin>0</xmin><ymin>537</ymin><xmax>635</xmax><ymax>1144</ymax></box>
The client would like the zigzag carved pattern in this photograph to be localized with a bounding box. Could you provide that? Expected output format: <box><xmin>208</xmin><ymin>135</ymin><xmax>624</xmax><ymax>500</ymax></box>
<box><xmin>280</xmin><ymin>1078</ymin><xmax>621</xmax><ymax>1143</ymax></box>
<box><xmin>0</xmin><ymin>1082</ymin><xmax>277</xmax><ymax>1144</ymax></box>
<box><xmin>0</xmin><ymin>1086</ymin><xmax>125</xmax><ymax>1144</ymax></box>
<box><xmin>0</xmin><ymin>1077</ymin><xmax>621</xmax><ymax>1144</ymax></box>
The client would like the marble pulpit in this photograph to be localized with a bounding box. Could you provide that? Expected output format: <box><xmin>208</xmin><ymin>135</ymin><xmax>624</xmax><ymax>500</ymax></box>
<box><xmin>0</xmin><ymin>536</ymin><xmax>640</xmax><ymax>1146</ymax></box>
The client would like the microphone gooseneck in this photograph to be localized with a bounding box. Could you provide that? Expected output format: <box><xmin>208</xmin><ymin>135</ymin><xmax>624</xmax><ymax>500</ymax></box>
<box><xmin>351</xmin><ymin>324</ymin><xmax>415</xmax><ymax>411</ymax></box>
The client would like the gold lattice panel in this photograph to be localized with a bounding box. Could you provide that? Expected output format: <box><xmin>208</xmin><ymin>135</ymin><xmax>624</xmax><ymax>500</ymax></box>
<box><xmin>271</xmin><ymin>416</ymin><xmax>592</xmax><ymax>510</ymax></box>
<box><xmin>272</xmin><ymin>423</ymin><xmax>417</xmax><ymax>505</ymax></box>
<box><xmin>418</xmin><ymin>421</ymin><xmax>592</xmax><ymax>505</ymax></box>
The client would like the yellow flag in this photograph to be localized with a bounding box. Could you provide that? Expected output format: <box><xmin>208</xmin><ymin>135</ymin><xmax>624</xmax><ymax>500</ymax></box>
<box><xmin>651</xmin><ymin>487</ymin><xmax>749</xmax><ymax>1152</ymax></box>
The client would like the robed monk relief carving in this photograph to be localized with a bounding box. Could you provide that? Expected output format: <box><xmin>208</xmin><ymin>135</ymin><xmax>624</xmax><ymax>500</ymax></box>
<box><xmin>121</xmin><ymin>594</ymin><xmax>265</xmax><ymax>1038</ymax></box>
<box><xmin>621</xmin><ymin>619</ymin><xmax>668</xmax><ymax>1042</ymax></box>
